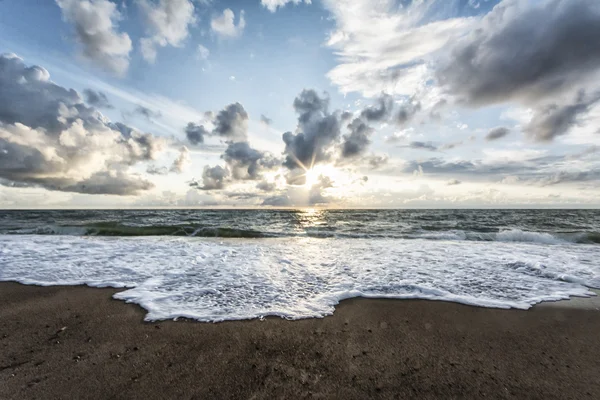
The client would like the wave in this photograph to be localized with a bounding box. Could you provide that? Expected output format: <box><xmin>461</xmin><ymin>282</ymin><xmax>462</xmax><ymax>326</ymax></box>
<box><xmin>1</xmin><ymin>235</ymin><xmax>598</xmax><ymax>321</ymax></box>
<box><xmin>2</xmin><ymin>223</ymin><xmax>599</xmax><ymax>244</ymax></box>
<box><xmin>7</xmin><ymin>223</ymin><xmax>274</xmax><ymax>238</ymax></box>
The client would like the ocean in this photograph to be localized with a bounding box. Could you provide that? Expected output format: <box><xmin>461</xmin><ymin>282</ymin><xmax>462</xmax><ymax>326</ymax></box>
<box><xmin>1</xmin><ymin>209</ymin><xmax>599</xmax><ymax>322</ymax></box>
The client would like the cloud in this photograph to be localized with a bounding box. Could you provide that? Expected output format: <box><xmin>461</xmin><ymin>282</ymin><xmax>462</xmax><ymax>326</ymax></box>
<box><xmin>447</xmin><ymin>178</ymin><xmax>461</xmax><ymax>185</ymax></box>
<box><xmin>197</xmin><ymin>44</ymin><xmax>210</xmax><ymax>60</ymax></box>
<box><xmin>261</xmin><ymin>0</ymin><xmax>311</xmax><ymax>13</ymax></box>
<box><xmin>83</xmin><ymin>89</ymin><xmax>112</xmax><ymax>109</ymax></box>
<box><xmin>485</xmin><ymin>127</ymin><xmax>511</xmax><ymax>141</ymax></box>
<box><xmin>437</xmin><ymin>0</ymin><xmax>600</xmax><ymax>106</ymax></box>
<box><xmin>341</xmin><ymin>118</ymin><xmax>373</xmax><ymax>158</ymax></box>
<box><xmin>222</xmin><ymin>141</ymin><xmax>279</xmax><ymax>180</ymax></box>
<box><xmin>535</xmin><ymin>170</ymin><xmax>600</xmax><ymax>186</ymax></box>
<box><xmin>262</xmin><ymin>194</ymin><xmax>291</xmax><ymax>207</ymax></box>
<box><xmin>197</xmin><ymin>165</ymin><xmax>229</xmax><ymax>190</ymax></box>
<box><xmin>360</xmin><ymin>93</ymin><xmax>394</xmax><ymax>122</ymax></box>
<box><xmin>55</xmin><ymin>0</ymin><xmax>132</xmax><ymax>76</ymax></box>
<box><xmin>524</xmin><ymin>91</ymin><xmax>600</xmax><ymax>142</ymax></box>
<box><xmin>429</xmin><ymin>98</ymin><xmax>448</xmax><ymax>121</ymax></box>
<box><xmin>183</xmin><ymin>103</ymin><xmax>249</xmax><ymax>146</ymax></box>
<box><xmin>261</xmin><ymin>174</ymin><xmax>335</xmax><ymax>207</ymax></box>
<box><xmin>211</xmin><ymin>9</ymin><xmax>246</xmax><ymax>39</ymax></box>
<box><xmin>133</xmin><ymin>105</ymin><xmax>162</xmax><ymax>120</ymax></box>
<box><xmin>322</xmin><ymin>0</ymin><xmax>474</xmax><ymax>97</ymax></box>
<box><xmin>0</xmin><ymin>53</ymin><xmax>163</xmax><ymax>195</ymax></box>
<box><xmin>170</xmin><ymin>146</ymin><xmax>190</xmax><ymax>173</ymax></box>
<box><xmin>282</xmin><ymin>89</ymin><xmax>342</xmax><ymax>170</ymax></box>
<box><xmin>439</xmin><ymin>141</ymin><xmax>463</xmax><ymax>150</ymax></box>
<box><xmin>212</xmin><ymin>103</ymin><xmax>249</xmax><ymax>140</ymax></box>
<box><xmin>284</xmin><ymin>168</ymin><xmax>307</xmax><ymax>185</ymax></box>
<box><xmin>185</xmin><ymin>122</ymin><xmax>210</xmax><ymax>145</ymax></box>
<box><xmin>256</xmin><ymin>180</ymin><xmax>276</xmax><ymax>192</ymax></box>
<box><xmin>384</xmin><ymin>128</ymin><xmax>412</xmax><ymax>144</ymax></box>
<box><xmin>401</xmin><ymin>151</ymin><xmax>600</xmax><ymax>188</ymax></box>
<box><xmin>396</xmin><ymin>99</ymin><xmax>422</xmax><ymax>126</ymax></box>
<box><xmin>146</xmin><ymin>165</ymin><xmax>168</xmax><ymax>175</ymax></box>
<box><xmin>260</xmin><ymin>114</ymin><xmax>272</xmax><ymax>125</ymax></box>
<box><xmin>306</xmin><ymin>175</ymin><xmax>334</xmax><ymax>205</ymax></box>
<box><xmin>404</xmin><ymin>141</ymin><xmax>439</xmax><ymax>151</ymax></box>
<box><xmin>367</xmin><ymin>154</ymin><xmax>389</xmax><ymax>169</ymax></box>
<box><xmin>137</xmin><ymin>0</ymin><xmax>197</xmax><ymax>63</ymax></box>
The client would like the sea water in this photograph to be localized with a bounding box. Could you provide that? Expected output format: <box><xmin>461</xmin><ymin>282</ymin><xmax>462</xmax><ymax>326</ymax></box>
<box><xmin>0</xmin><ymin>209</ymin><xmax>599</xmax><ymax>321</ymax></box>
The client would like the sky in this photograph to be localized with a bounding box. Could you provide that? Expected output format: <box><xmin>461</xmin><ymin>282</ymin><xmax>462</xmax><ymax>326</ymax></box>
<box><xmin>0</xmin><ymin>0</ymin><xmax>599</xmax><ymax>208</ymax></box>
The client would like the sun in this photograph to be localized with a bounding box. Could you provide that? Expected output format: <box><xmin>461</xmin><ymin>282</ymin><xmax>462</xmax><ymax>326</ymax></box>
<box><xmin>304</xmin><ymin>168</ymin><xmax>320</xmax><ymax>187</ymax></box>
<box><xmin>302</xmin><ymin>164</ymin><xmax>343</xmax><ymax>188</ymax></box>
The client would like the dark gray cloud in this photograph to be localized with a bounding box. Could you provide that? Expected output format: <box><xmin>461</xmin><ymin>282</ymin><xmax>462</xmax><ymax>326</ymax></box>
<box><xmin>439</xmin><ymin>141</ymin><xmax>463</xmax><ymax>150</ymax></box>
<box><xmin>184</xmin><ymin>103</ymin><xmax>249</xmax><ymax>145</ymax></box>
<box><xmin>282</xmin><ymin>89</ymin><xmax>342</xmax><ymax>170</ymax></box>
<box><xmin>260</xmin><ymin>114</ymin><xmax>272</xmax><ymax>125</ymax></box>
<box><xmin>0</xmin><ymin>53</ymin><xmax>102</xmax><ymax>135</ymax></box>
<box><xmin>185</xmin><ymin>122</ymin><xmax>210</xmax><ymax>145</ymax></box>
<box><xmin>83</xmin><ymin>89</ymin><xmax>113</xmax><ymax>109</ymax></box>
<box><xmin>222</xmin><ymin>141</ymin><xmax>279</xmax><ymax>180</ymax></box>
<box><xmin>256</xmin><ymin>180</ymin><xmax>276</xmax><ymax>192</ymax></box>
<box><xmin>486</xmin><ymin>127</ymin><xmax>511</xmax><ymax>141</ymax></box>
<box><xmin>0</xmin><ymin>53</ymin><xmax>160</xmax><ymax>195</ymax></box>
<box><xmin>402</xmin><ymin>155</ymin><xmax>600</xmax><ymax>187</ymax></box>
<box><xmin>262</xmin><ymin>194</ymin><xmax>291</xmax><ymax>207</ymax></box>
<box><xmin>437</xmin><ymin>0</ymin><xmax>600</xmax><ymax>106</ymax></box>
<box><xmin>196</xmin><ymin>165</ymin><xmax>229</xmax><ymax>190</ymax></box>
<box><xmin>524</xmin><ymin>92</ymin><xmax>600</xmax><ymax>142</ymax></box>
<box><xmin>341</xmin><ymin>118</ymin><xmax>374</xmax><ymax>158</ymax></box>
<box><xmin>133</xmin><ymin>105</ymin><xmax>161</xmax><ymax>120</ymax></box>
<box><xmin>396</xmin><ymin>100</ymin><xmax>421</xmax><ymax>125</ymax></box>
<box><xmin>567</xmin><ymin>145</ymin><xmax>599</xmax><ymax>160</ymax></box>
<box><xmin>60</xmin><ymin>171</ymin><xmax>153</xmax><ymax>195</ymax></box>
<box><xmin>360</xmin><ymin>93</ymin><xmax>394</xmax><ymax>122</ymax></box>
<box><xmin>223</xmin><ymin>191</ymin><xmax>262</xmax><ymax>200</ymax></box>
<box><xmin>368</xmin><ymin>154</ymin><xmax>389</xmax><ymax>169</ymax></box>
<box><xmin>56</xmin><ymin>0</ymin><xmax>132</xmax><ymax>76</ymax></box>
<box><xmin>536</xmin><ymin>170</ymin><xmax>600</xmax><ymax>186</ymax></box>
<box><xmin>340</xmin><ymin>111</ymin><xmax>353</xmax><ymax>121</ymax></box>
<box><xmin>213</xmin><ymin>102</ymin><xmax>248</xmax><ymax>140</ymax></box>
<box><xmin>404</xmin><ymin>141</ymin><xmax>439</xmax><ymax>151</ymax></box>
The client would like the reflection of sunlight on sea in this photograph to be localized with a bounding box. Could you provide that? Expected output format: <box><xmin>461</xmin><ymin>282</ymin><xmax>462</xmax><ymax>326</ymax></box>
<box><xmin>295</xmin><ymin>208</ymin><xmax>328</xmax><ymax>236</ymax></box>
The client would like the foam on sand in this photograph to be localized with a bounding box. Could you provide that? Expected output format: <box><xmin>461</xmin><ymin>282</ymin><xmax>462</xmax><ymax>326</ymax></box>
<box><xmin>1</xmin><ymin>235</ymin><xmax>599</xmax><ymax>322</ymax></box>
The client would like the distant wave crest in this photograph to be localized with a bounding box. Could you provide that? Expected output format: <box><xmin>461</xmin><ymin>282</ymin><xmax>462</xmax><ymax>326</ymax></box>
<box><xmin>3</xmin><ymin>223</ymin><xmax>599</xmax><ymax>244</ymax></box>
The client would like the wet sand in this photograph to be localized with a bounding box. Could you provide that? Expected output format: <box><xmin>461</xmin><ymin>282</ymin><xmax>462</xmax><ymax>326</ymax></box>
<box><xmin>1</xmin><ymin>282</ymin><xmax>599</xmax><ymax>399</ymax></box>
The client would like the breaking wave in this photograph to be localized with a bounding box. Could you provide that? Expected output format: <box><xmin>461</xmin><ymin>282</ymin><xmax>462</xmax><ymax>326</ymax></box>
<box><xmin>3</xmin><ymin>223</ymin><xmax>599</xmax><ymax>244</ymax></box>
<box><xmin>1</xmin><ymin>235</ymin><xmax>598</xmax><ymax>322</ymax></box>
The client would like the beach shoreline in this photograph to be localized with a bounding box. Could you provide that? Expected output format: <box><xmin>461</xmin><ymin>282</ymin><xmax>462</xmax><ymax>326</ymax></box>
<box><xmin>1</xmin><ymin>282</ymin><xmax>599</xmax><ymax>399</ymax></box>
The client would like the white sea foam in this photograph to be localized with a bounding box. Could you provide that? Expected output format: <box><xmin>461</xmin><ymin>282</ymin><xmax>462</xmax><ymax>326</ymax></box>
<box><xmin>1</xmin><ymin>235</ymin><xmax>599</xmax><ymax>322</ymax></box>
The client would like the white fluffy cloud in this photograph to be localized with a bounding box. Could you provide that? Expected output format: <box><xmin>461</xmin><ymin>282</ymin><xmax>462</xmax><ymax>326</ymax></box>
<box><xmin>56</xmin><ymin>0</ymin><xmax>132</xmax><ymax>76</ymax></box>
<box><xmin>211</xmin><ymin>9</ymin><xmax>246</xmax><ymax>39</ymax></box>
<box><xmin>322</xmin><ymin>0</ymin><xmax>473</xmax><ymax>97</ymax></box>
<box><xmin>0</xmin><ymin>53</ymin><xmax>166</xmax><ymax>195</ymax></box>
<box><xmin>137</xmin><ymin>0</ymin><xmax>197</xmax><ymax>63</ymax></box>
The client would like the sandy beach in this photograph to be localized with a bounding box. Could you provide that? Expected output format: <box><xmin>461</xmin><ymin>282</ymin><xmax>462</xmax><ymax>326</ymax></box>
<box><xmin>1</xmin><ymin>282</ymin><xmax>599</xmax><ymax>399</ymax></box>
